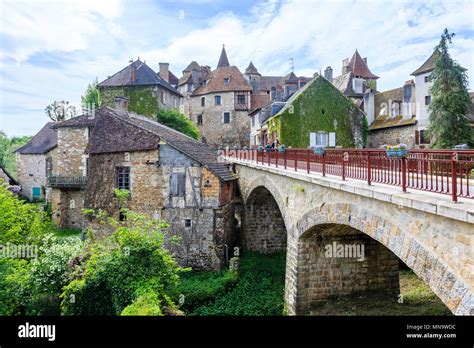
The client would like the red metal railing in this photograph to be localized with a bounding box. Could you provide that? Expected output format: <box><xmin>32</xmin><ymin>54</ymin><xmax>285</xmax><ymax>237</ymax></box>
<box><xmin>224</xmin><ymin>148</ymin><xmax>474</xmax><ymax>202</ymax></box>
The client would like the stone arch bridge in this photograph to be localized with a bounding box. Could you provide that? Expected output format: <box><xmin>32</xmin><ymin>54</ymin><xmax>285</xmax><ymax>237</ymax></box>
<box><xmin>233</xmin><ymin>160</ymin><xmax>473</xmax><ymax>315</ymax></box>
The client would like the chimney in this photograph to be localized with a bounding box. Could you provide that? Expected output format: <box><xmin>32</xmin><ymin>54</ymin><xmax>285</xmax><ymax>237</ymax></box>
<box><xmin>114</xmin><ymin>96</ymin><xmax>129</xmax><ymax>112</ymax></box>
<box><xmin>363</xmin><ymin>57</ymin><xmax>367</xmax><ymax>65</ymax></box>
<box><xmin>159</xmin><ymin>62</ymin><xmax>169</xmax><ymax>82</ymax></box>
<box><xmin>342</xmin><ymin>58</ymin><xmax>349</xmax><ymax>74</ymax></box>
<box><xmin>324</xmin><ymin>66</ymin><xmax>333</xmax><ymax>82</ymax></box>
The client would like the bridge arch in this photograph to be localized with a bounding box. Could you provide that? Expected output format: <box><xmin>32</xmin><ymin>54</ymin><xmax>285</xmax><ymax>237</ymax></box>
<box><xmin>241</xmin><ymin>175</ymin><xmax>291</xmax><ymax>253</ymax></box>
<box><xmin>285</xmin><ymin>202</ymin><xmax>468</xmax><ymax>315</ymax></box>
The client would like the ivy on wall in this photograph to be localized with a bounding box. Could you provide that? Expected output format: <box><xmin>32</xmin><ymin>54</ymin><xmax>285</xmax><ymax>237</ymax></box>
<box><xmin>270</xmin><ymin>76</ymin><xmax>366</xmax><ymax>148</ymax></box>
<box><xmin>99</xmin><ymin>86</ymin><xmax>159</xmax><ymax>117</ymax></box>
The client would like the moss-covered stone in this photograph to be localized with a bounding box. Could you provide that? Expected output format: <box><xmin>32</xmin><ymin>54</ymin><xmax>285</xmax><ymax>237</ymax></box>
<box><xmin>99</xmin><ymin>86</ymin><xmax>159</xmax><ymax>117</ymax></box>
<box><xmin>269</xmin><ymin>76</ymin><xmax>366</xmax><ymax>148</ymax></box>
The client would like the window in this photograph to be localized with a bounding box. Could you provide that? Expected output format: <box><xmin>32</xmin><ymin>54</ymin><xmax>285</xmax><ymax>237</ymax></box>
<box><xmin>201</xmin><ymin>97</ymin><xmax>205</xmax><ymax>107</ymax></box>
<box><xmin>170</xmin><ymin>173</ymin><xmax>186</xmax><ymax>196</ymax></box>
<box><xmin>425</xmin><ymin>95</ymin><xmax>431</xmax><ymax>105</ymax></box>
<box><xmin>215</xmin><ymin>95</ymin><xmax>221</xmax><ymax>105</ymax></box>
<box><xmin>223</xmin><ymin>78</ymin><xmax>230</xmax><ymax>85</ymax></box>
<box><xmin>116</xmin><ymin>167</ymin><xmax>130</xmax><ymax>190</ymax></box>
<box><xmin>237</xmin><ymin>95</ymin><xmax>245</xmax><ymax>104</ymax></box>
<box><xmin>316</xmin><ymin>132</ymin><xmax>328</xmax><ymax>147</ymax></box>
<box><xmin>251</xmin><ymin>115</ymin><xmax>255</xmax><ymax>127</ymax></box>
<box><xmin>420</xmin><ymin>130</ymin><xmax>430</xmax><ymax>144</ymax></box>
<box><xmin>204</xmin><ymin>178</ymin><xmax>211</xmax><ymax>187</ymax></box>
<box><xmin>160</xmin><ymin>90</ymin><xmax>166</xmax><ymax>104</ymax></box>
<box><xmin>390</xmin><ymin>101</ymin><xmax>401</xmax><ymax>117</ymax></box>
<box><xmin>223</xmin><ymin>112</ymin><xmax>231</xmax><ymax>124</ymax></box>
<box><xmin>32</xmin><ymin>187</ymin><xmax>41</xmax><ymax>198</ymax></box>
<box><xmin>197</xmin><ymin>114</ymin><xmax>203</xmax><ymax>125</ymax></box>
<box><xmin>46</xmin><ymin>157</ymin><xmax>53</xmax><ymax>177</ymax></box>
<box><xmin>424</xmin><ymin>75</ymin><xmax>430</xmax><ymax>83</ymax></box>
<box><xmin>184</xmin><ymin>219</ymin><xmax>192</xmax><ymax>228</ymax></box>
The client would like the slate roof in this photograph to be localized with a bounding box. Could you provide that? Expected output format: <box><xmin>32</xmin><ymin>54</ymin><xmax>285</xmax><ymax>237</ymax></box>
<box><xmin>348</xmin><ymin>50</ymin><xmax>379</xmax><ymax>79</ymax></box>
<box><xmin>411</xmin><ymin>50</ymin><xmax>439</xmax><ymax>76</ymax></box>
<box><xmin>192</xmin><ymin>66</ymin><xmax>252</xmax><ymax>96</ymax></box>
<box><xmin>168</xmin><ymin>71</ymin><xmax>179</xmax><ymax>86</ymax></box>
<box><xmin>245</xmin><ymin>61</ymin><xmax>260</xmax><ymax>75</ymax></box>
<box><xmin>87</xmin><ymin>107</ymin><xmax>236</xmax><ymax>181</ymax></box>
<box><xmin>98</xmin><ymin>60</ymin><xmax>182</xmax><ymax>96</ymax></box>
<box><xmin>217</xmin><ymin>46</ymin><xmax>230</xmax><ymax>68</ymax></box>
<box><xmin>15</xmin><ymin>122</ymin><xmax>57</xmax><ymax>154</ymax></box>
<box><xmin>332</xmin><ymin>72</ymin><xmax>352</xmax><ymax>95</ymax></box>
<box><xmin>183</xmin><ymin>61</ymin><xmax>201</xmax><ymax>73</ymax></box>
<box><xmin>256</xmin><ymin>76</ymin><xmax>282</xmax><ymax>91</ymax></box>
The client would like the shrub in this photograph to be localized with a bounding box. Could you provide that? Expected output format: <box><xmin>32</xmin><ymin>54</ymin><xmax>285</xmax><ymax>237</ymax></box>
<box><xmin>60</xmin><ymin>210</ymin><xmax>181</xmax><ymax>315</ymax></box>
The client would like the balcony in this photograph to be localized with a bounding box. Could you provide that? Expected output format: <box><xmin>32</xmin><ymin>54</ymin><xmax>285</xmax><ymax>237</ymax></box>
<box><xmin>48</xmin><ymin>175</ymin><xmax>87</xmax><ymax>189</ymax></box>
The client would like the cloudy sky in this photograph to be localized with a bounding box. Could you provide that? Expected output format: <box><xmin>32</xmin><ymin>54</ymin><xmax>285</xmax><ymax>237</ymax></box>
<box><xmin>0</xmin><ymin>0</ymin><xmax>473</xmax><ymax>136</ymax></box>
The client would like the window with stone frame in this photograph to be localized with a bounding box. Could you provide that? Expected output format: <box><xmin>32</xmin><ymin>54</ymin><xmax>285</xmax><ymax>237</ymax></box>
<box><xmin>215</xmin><ymin>95</ymin><xmax>221</xmax><ymax>105</ymax></box>
<box><xmin>425</xmin><ymin>95</ymin><xmax>431</xmax><ymax>105</ymax></box>
<box><xmin>197</xmin><ymin>114</ymin><xmax>203</xmax><ymax>125</ymax></box>
<box><xmin>116</xmin><ymin>166</ymin><xmax>130</xmax><ymax>191</ymax></box>
<box><xmin>223</xmin><ymin>112</ymin><xmax>231</xmax><ymax>124</ymax></box>
<box><xmin>160</xmin><ymin>89</ymin><xmax>166</xmax><ymax>104</ymax></box>
<box><xmin>170</xmin><ymin>173</ymin><xmax>186</xmax><ymax>196</ymax></box>
<box><xmin>46</xmin><ymin>157</ymin><xmax>53</xmax><ymax>177</ymax></box>
<box><xmin>201</xmin><ymin>97</ymin><xmax>205</xmax><ymax>107</ymax></box>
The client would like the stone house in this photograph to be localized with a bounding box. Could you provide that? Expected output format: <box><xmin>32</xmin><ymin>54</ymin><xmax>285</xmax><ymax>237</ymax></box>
<box><xmin>328</xmin><ymin>50</ymin><xmax>379</xmax><ymax>109</ymax></box>
<box><xmin>48</xmin><ymin>105</ymin><xmax>238</xmax><ymax>270</ymax></box>
<box><xmin>179</xmin><ymin>46</ymin><xmax>253</xmax><ymax>148</ymax></box>
<box><xmin>15</xmin><ymin>122</ymin><xmax>58</xmax><ymax>201</ymax></box>
<box><xmin>263</xmin><ymin>75</ymin><xmax>366</xmax><ymax>148</ymax></box>
<box><xmin>98</xmin><ymin>59</ymin><xmax>183</xmax><ymax>118</ymax></box>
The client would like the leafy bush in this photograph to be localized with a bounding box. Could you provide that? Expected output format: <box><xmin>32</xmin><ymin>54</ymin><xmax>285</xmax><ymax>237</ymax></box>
<box><xmin>0</xmin><ymin>259</ymin><xmax>32</xmax><ymax>315</ymax></box>
<box><xmin>0</xmin><ymin>183</ymin><xmax>47</xmax><ymax>245</ymax></box>
<box><xmin>121</xmin><ymin>291</ymin><xmax>163</xmax><ymax>316</ymax></box>
<box><xmin>156</xmin><ymin>108</ymin><xmax>200</xmax><ymax>140</ymax></box>
<box><xmin>60</xmin><ymin>210</ymin><xmax>181</xmax><ymax>315</ymax></box>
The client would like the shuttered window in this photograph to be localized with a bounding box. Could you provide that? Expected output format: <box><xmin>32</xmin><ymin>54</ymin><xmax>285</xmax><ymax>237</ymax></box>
<box><xmin>170</xmin><ymin>173</ymin><xmax>186</xmax><ymax>196</ymax></box>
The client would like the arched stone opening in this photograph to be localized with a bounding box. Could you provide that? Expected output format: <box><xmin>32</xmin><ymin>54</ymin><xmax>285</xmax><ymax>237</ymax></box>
<box><xmin>243</xmin><ymin>186</ymin><xmax>287</xmax><ymax>253</ymax></box>
<box><xmin>294</xmin><ymin>223</ymin><xmax>400</xmax><ymax>315</ymax></box>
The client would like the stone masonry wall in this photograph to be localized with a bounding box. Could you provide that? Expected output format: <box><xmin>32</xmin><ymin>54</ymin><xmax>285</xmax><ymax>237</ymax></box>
<box><xmin>368</xmin><ymin>124</ymin><xmax>417</xmax><ymax>148</ymax></box>
<box><xmin>16</xmin><ymin>153</ymin><xmax>46</xmax><ymax>200</ymax></box>
<box><xmin>296</xmin><ymin>225</ymin><xmax>399</xmax><ymax>314</ymax></box>
<box><xmin>54</xmin><ymin>127</ymin><xmax>89</xmax><ymax>176</ymax></box>
<box><xmin>244</xmin><ymin>186</ymin><xmax>287</xmax><ymax>253</ymax></box>
<box><xmin>187</xmin><ymin>92</ymin><xmax>250</xmax><ymax>148</ymax></box>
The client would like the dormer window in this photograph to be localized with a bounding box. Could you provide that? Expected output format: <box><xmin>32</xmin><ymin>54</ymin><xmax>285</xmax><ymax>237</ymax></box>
<box><xmin>224</xmin><ymin>77</ymin><xmax>230</xmax><ymax>85</ymax></box>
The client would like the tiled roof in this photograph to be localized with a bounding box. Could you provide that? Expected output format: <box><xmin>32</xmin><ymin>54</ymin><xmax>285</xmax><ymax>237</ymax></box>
<box><xmin>250</xmin><ymin>93</ymin><xmax>271</xmax><ymax>113</ymax></box>
<box><xmin>411</xmin><ymin>50</ymin><xmax>439</xmax><ymax>76</ymax></box>
<box><xmin>348</xmin><ymin>50</ymin><xmax>379</xmax><ymax>79</ymax></box>
<box><xmin>370</xmin><ymin>115</ymin><xmax>417</xmax><ymax>130</ymax></box>
<box><xmin>88</xmin><ymin>107</ymin><xmax>236</xmax><ymax>181</ymax></box>
<box><xmin>192</xmin><ymin>66</ymin><xmax>252</xmax><ymax>96</ymax></box>
<box><xmin>15</xmin><ymin>122</ymin><xmax>57</xmax><ymax>154</ymax></box>
<box><xmin>51</xmin><ymin>114</ymin><xmax>97</xmax><ymax>128</ymax></box>
<box><xmin>217</xmin><ymin>46</ymin><xmax>230</xmax><ymax>68</ymax></box>
<box><xmin>98</xmin><ymin>60</ymin><xmax>182</xmax><ymax>96</ymax></box>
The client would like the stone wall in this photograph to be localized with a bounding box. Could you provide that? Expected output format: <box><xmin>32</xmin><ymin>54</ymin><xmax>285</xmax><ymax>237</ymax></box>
<box><xmin>243</xmin><ymin>186</ymin><xmax>287</xmax><ymax>253</ymax></box>
<box><xmin>51</xmin><ymin>189</ymin><xmax>84</xmax><ymax>229</ymax></box>
<box><xmin>367</xmin><ymin>124</ymin><xmax>417</xmax><ymax>148</ymax></box>
<box><xmin>16</xmin><ymin>153</ymin><xmax>46</xmax><ymax>200</ymax></box>
<box><xmin>84</xmin><ymin>148</ymin><xmax>235</xmax><ymax>270</ymax></box>
<box><xmin>295</xmin><ymin>224</ymin><xmax>399</xmax><ymax>314</ymax></box>
<box><xmin>55</xmin><ymin>127</ymin><xmax>89</xmax><ymax>176</ymax></box>
<box><xmin>187</xmin><ymin>91</ymin><xmax>250</xmax><ymax>148</ymax></box>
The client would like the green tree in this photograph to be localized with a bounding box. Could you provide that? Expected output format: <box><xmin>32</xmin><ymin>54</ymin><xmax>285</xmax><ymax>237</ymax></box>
<box><xmin>0</xmin><ymin>131</ymin><xmax>9</xmax><ymax>168</ymax></box>
<box><xmin>427</xmin><ymin>29</ymin><xmax>473</xmax><ymax>148</ymax></box>
<box><xmin>81</xmin><ymin>78</ymin><xmax>101</xmax><ymax>111</ymax></box>
<box><xmin>45</xmin><ymin>100</ymin><xmax>77</xmax><ymax>122</ymax></box>
<box><xmin>156</xmin><ymin>108</ymin><xmax>200</xmax><ymax>140</ymax></box>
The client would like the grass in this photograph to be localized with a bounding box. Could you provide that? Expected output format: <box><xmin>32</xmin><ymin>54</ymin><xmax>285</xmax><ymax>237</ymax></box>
<box><xmin>170</xmin><ymin>251</ymin><xmax>286</xmax><ymax>316</ymax></box>
<box><xmin>172</xmin><ymin>253</ymin><xmax>451</xmax><ymax>316</ymax></box>
<box><xmin>307</xmin><ymin>270</ymin><xmax>452</xmax><ymax>316</ymax></box>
